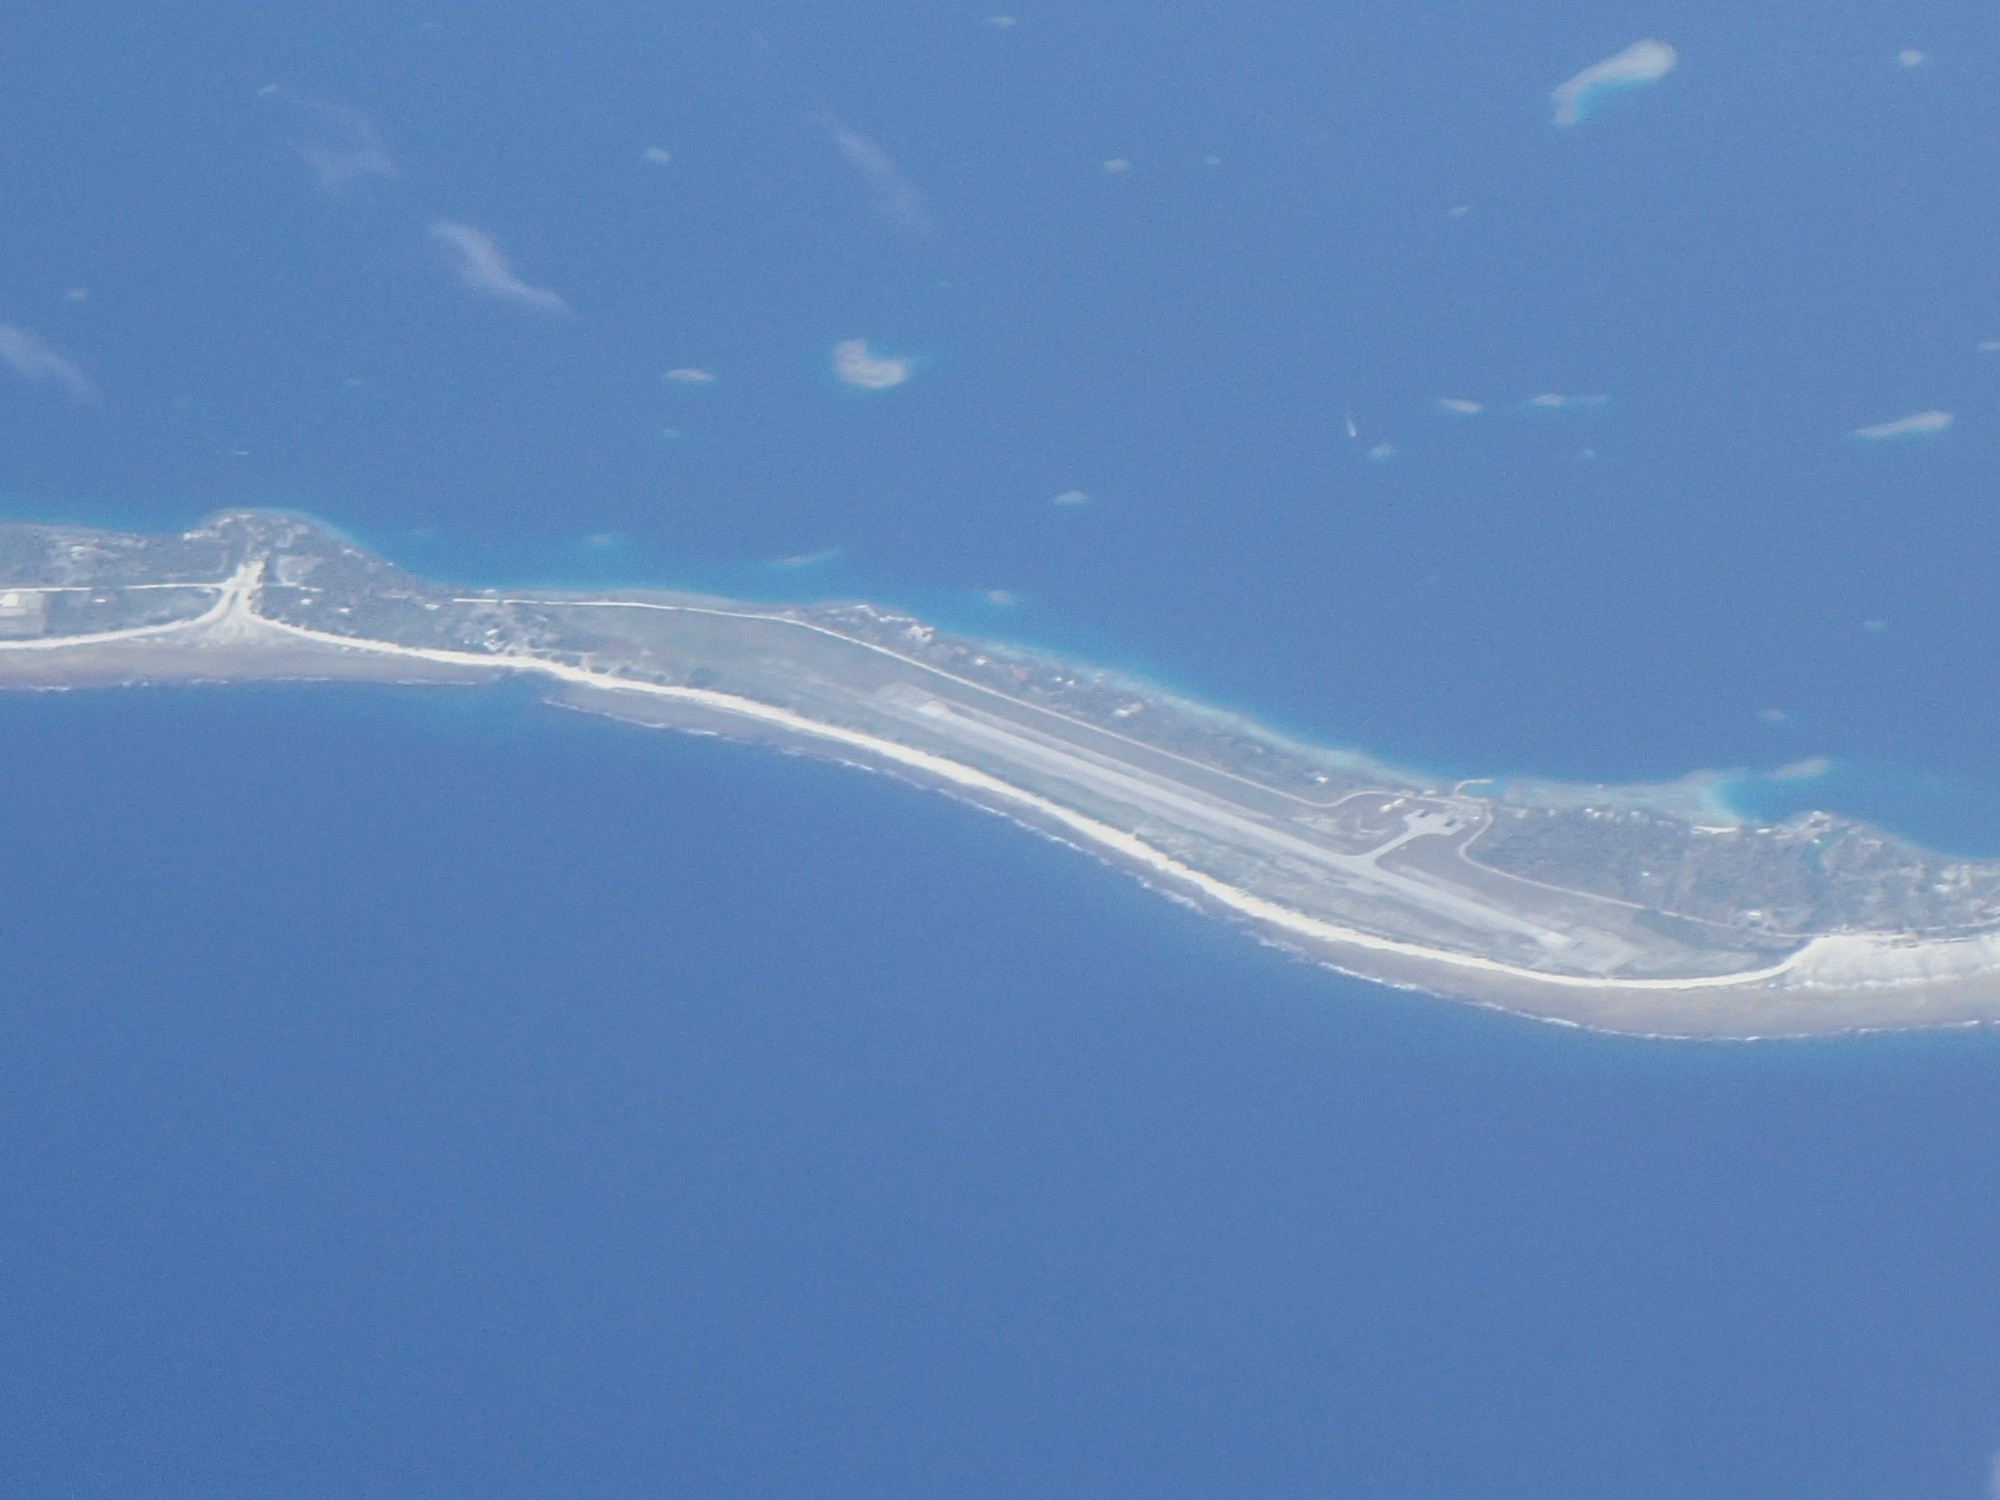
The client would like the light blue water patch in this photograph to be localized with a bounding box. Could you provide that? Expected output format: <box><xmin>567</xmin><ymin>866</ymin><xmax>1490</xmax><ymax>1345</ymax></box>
<box><xmin>1557</xmin><ymin>71</ymin><xmax>1667</xmax><ymax>125</ymax></box>
<box><xmin>1551</xmin><ymin>39</ymin><xmax>1679</xmax><ymax>126</ymax></box>
<box><xmin>1721</xmin><ymin>759</ymin><xmax>2000</xmax><ymax>858</ymax></box>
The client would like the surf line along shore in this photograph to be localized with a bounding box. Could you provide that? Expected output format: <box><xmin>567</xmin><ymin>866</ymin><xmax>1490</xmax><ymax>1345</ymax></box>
<box><xmin>5</xmin><ymin>514</ymin><xmax>2000</xmax><ymax>1039</ymax></box>
<box><xmin>10</xmin><ymin>561</ymin><xmax>1685</xmax><ymax>978</ymax></box>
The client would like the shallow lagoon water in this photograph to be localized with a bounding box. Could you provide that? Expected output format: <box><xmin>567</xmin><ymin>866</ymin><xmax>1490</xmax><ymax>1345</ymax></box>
<box><xmin>1724</xmin><ymin>761</ymin><xmax>2000</xmax><ymax>861</ymax></box>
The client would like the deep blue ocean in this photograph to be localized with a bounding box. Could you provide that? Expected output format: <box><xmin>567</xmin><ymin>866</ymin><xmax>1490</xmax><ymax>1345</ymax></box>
<box><xmin>7</xmin><ymin>687</ymin><xmax>2000</xmax><ymax>1498</ymax></box>
<box><xmin>6</xmin><ymin>3</ymin><xmax>2000</xmax><ymax>1494</ymax></box>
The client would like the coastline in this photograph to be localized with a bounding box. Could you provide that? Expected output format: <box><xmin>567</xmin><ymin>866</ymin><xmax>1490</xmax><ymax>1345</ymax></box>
<box><xmin>5</xmin><ymin>510</ymin><xmax>2000</xmax><ymax>1040</ymax></box>
<box><xmin>3</xmin><ymin>622</ymin><xmax>1986</xmax><ymax>1042</ymax></box>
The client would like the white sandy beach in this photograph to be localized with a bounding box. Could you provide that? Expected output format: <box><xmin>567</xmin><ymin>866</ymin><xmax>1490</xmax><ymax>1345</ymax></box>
<box><xmin>7</xmin><ymin>561</ymin><xmax>1999</xmax><ymax>1037</ymax></box>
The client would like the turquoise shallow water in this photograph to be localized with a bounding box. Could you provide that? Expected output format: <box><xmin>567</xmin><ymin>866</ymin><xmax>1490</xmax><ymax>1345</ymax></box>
<box><xmin>321</xmin><ymin>515</ymin><xmax>2000</xmax><ymax>859</ymax></box>
<box><xmin>1722</xmin><ymin>763</ymin><xmax>2000</xmax><ymax>860</ymax></box>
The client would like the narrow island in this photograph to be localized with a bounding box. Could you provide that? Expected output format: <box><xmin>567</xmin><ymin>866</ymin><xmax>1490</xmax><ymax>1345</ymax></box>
<box><xmin>3</xmin><ymin>509</ymin><xmax>1996</xmax><ymax>1039</ymax></box>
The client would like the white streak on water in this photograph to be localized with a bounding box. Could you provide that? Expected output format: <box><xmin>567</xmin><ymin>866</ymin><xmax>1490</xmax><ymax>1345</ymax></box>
<box><xmin>833</xmin><ymin>339</ymin><xmax>910</xmax><ymax>390</ymax></box>
<box><xmin>1852</xmin><ymin>410</ymin><xmax>1952</xmax><ymax>440</ymax></box>
<box><xmin>823</xmin><ymin>117</ymin><xmax>929</xmax><ymax>232</ymax></box>
<box><xmin>427</xmin><ymin>222</ymin><xmax>571</xmax><ymax>316</ymax></box>
<box><xmin>299</xmin><ymin>101</ymin><xmax>398</xmax><ymax>190</ymax></box>
<box><xmin>1552</xmin><ymin>39</ymin><xmax>1678</xmax><ymax>126</ymax></box>
<box><xmin>263</xmin><ymin>89</ymin><xmax>398</xmax><ymax>191</ymax></box>
<box><xmin>0</xmin><ymin>324</ymin><xmax>96</xmax><ymax>401</ymax></box>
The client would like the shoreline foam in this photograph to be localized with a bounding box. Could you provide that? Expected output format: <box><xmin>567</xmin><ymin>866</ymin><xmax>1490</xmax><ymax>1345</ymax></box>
<box><xmin>5</xmin><ymin>514</ymin><xmax>2000</xmax><ymax>1040</ymax></box>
